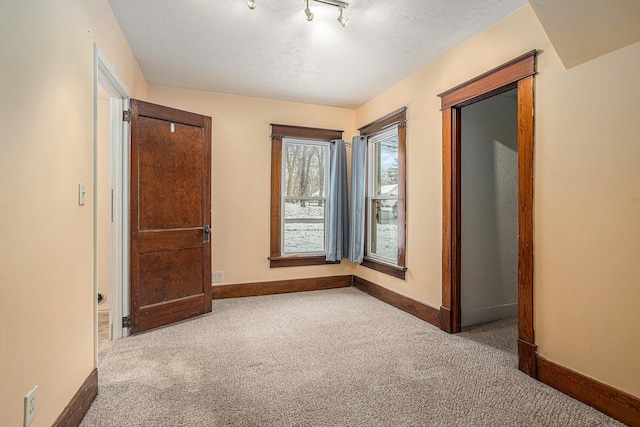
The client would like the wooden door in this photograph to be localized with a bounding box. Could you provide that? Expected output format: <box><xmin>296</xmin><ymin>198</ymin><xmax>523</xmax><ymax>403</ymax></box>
<box><xmin>129</xmin><ymin>99</ymin><xmax>212</xmax><ymax>334</ymax></box>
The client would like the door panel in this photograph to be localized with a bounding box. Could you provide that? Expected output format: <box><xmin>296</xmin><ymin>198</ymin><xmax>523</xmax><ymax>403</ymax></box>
<box><xmin>138</xmin><ymin>249</ymin><xmax>204</xmax><ymax>306</ymax></box>
<box><xmin>138</xmin><ymin>117</ymin><xmax>204</xmax><ymax>229</ymax></box>
<box><xmin>130</xmin><ymin>99</ymin><xmax>212</xmax><ymax>334</ymax></box>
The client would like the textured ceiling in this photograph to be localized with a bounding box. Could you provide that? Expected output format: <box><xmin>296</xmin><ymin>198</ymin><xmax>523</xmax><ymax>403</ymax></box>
<box><xmin>529</xmin><ymin>0</ymin><xmax>640</xmax><ymax>69</ymax></box>
<box><xmin>108</xmin><ymin>0</ymin><xmax>527</xmax><ymax>108</ymax></box>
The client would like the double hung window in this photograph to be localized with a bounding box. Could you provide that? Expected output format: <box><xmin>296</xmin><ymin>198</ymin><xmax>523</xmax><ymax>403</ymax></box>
<box><xmin>359</xmin><ymin>108</ymin><xmax>407</xmax><ymax>279</ymax></box>
<box><xmin>269</xmin><ymin>124</ymin><xmax>343</xmax><ymax>268</ymax></box>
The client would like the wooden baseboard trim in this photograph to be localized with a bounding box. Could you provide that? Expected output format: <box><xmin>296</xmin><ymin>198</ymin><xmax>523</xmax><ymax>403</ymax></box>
<box><xmin>52</xmin><ymin>368</ymin><xmax>98</xmax><ymax>427</ymax></box>
<box><xmin>439</xmin><ymin>306</ymin><xmax>453</xmax><ymax>333</ymax></box>
<box><xmin>518</xmin><ymin>339</ymin><xmax>537</xmax><ymax>377</ymax></box>
<box><xmin>537</xmin><ymin>356</ymin><xmax>640</xmax><ymax>427</ymax></box>
<box><xmin>212</xmin><ymin>275</ymin><xmax>352</xmax><ymax>299</ymax></box>
<box><xmin>353</xmin><ymin>276</ymin><xmax>440</xmax><ymax>327</ymax></box>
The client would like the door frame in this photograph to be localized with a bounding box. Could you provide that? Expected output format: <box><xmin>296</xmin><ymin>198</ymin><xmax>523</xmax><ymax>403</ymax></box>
<box><xmin>438</xmin><ymin>50</ymin><xmax>537</xmax><ymax>376</ymax></box>
<box><xmin>94</xmin><ymin>45</ymin><xmax>132</xmax><ymax>364</ymax></box>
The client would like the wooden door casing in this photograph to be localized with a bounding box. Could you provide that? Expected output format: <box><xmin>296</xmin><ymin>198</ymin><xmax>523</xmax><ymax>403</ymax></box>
<box><xmin>438</xmin><ymin>51</ymin><xmax>537</xmax><ymax>376</ymax></box>
<box><xmin>130</xmin><ymin>100</ymin><xmax>212</xmax><ymax>334</ymax></box>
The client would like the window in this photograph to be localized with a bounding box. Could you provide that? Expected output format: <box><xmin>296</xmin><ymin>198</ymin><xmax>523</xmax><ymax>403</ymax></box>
<box><xmin>360</xmin><ymin>108</ymin><xmax>407</xmax><ymax>279</ymax></box>
<box><xmin>367</xmin><ymin>128</ymin><xmax>399</xmax><ymax>263</ymax></box>
<box><xmin>270</xmin><ymin>124</ymin><xmax>343</xmax><ymax>268</ymax></box>
<box><xmin>282</xmin><ymin>139</ymin><xmax>329</xmax><ymax>255</ymax></box>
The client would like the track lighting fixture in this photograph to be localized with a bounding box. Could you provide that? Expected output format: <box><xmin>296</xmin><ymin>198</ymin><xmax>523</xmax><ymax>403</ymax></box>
<box><xmin>246</xmin><ymin>0</ymin><xmax>350</xmax><ymax>27</ymax></box>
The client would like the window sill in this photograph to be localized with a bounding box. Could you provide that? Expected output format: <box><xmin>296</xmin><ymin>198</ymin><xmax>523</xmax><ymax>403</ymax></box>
<box><xmin>269</xmin><ymin>256</ymin><xmax>340</xmax><ymax>268</ymax></box>
<box><xmin>361</xmin><ymin>257</ymin><xmax>407</xmax><ymax>280</ymax></box>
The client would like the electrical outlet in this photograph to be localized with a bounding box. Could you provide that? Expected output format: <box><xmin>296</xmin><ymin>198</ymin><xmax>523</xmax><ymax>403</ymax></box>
<box><xmin>212</xmin><ymin>271</ymin><xmax>223</xmax><ymax>282</ymax></box>
<box><xmin>24</xmin><ymin>385</ymin><xmax>37</xmax><ymax>427</ymax></box>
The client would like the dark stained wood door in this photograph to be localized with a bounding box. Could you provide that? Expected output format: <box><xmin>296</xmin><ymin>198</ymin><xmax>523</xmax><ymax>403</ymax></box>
<box><xmin>129</xmin><ymin>99</ymin><xmax>212</xmax><ymax>334</ymax></box>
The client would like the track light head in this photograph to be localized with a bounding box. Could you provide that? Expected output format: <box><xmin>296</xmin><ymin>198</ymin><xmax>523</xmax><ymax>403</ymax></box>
<box><xmin>337</xmin><ymin>6</ymin><xmax>348</xmax><ymax>27</ymax></box>
<box><xmin>305</xmin><ymin>8</ymin><xmax>314</xmax><ymax>21</ymax></box>
<box><xmin>305</xmin><ymin>0</ymin><xmax>314</xmax><ymax>21</ymax></box>
<box><xmin>247</xmin><ymin>0</ymin><xmax>256</xmax><ymax>10</ymax></box>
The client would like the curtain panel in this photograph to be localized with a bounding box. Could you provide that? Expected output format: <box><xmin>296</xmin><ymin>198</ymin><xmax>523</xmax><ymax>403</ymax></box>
<box><xmin>348</xmin><ymin>136</ymin><xmax>367</xmax><ymax>263</ymax></box>
<box><xmin>326</xmin><ymin>139</ymin><xmax>349</xmax><ymax>261</ymax></box>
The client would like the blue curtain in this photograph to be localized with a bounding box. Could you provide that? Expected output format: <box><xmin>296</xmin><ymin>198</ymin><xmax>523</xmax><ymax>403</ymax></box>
<box><xmin>326</xmin><ymin>139</ymin><xmax>349</xmax><ymax>261</ymax></box>
<box><xmin>349</xmin><ymin>136</ymin><xmax>367</xmax><ymax>263</ymax></box>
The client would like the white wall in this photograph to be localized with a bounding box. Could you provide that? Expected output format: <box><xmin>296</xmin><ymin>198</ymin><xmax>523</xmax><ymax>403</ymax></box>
<box><xmin>461</xmin><ymin>91</ymin><xmax>518</xmax><ymax>326</ymax></box>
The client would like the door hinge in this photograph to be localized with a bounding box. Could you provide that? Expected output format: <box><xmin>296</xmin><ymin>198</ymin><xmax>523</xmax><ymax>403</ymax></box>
<box><xmin>123</xmin><ymin>109</ymin><xmax>131</xmax><ymax>123</ymax></box>
<box><xmin>122</xmin><ymin>315</ymin><xmax>131</xmax><ymax>328</ymax></box>
<box><xmin>203</xmin><ymin>224</ymin><xmax>211</xmax><ymax>243</ymax></box>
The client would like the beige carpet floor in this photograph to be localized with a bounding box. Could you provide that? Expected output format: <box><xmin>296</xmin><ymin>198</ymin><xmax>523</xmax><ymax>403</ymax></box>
<box><xmin>81</xmin><ymin>287</ymin><xmax>623</xmax><ymax>426</ymax></box>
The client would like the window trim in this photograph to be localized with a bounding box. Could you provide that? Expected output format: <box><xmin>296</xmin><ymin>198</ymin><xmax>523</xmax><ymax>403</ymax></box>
<box><xmin>359</xmin><ymin>108</ymin><xmax>407</xmax><ymax>279</ymax></box>
<box><xmin>270</xmin><ymin>124</ymin><xmax>343</xmax><ymax>268</ymax></box>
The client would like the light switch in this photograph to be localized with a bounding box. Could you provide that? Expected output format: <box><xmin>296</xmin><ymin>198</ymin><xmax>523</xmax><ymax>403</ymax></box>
<box><xmin>79</xmin><ymin>183</ymin><xmax>86</xmax><ymax>206</ymax></box>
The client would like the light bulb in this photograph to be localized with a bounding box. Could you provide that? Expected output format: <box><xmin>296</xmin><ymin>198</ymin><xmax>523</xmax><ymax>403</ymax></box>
<box><xmin>247</xmin><ymin>0</ymin><xmax>256</xmax><ymax>10</ymax></box>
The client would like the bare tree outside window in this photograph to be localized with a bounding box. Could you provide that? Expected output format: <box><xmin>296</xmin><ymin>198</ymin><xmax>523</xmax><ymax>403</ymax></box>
<box><xmin>282</xmin><ymin>140</ymin><xmax>329</xmax><ymax>254</ymax></box>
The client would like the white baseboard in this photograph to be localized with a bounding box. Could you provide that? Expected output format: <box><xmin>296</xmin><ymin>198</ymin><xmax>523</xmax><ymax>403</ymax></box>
<box><xmin>462</xmin><ymin>302</ymin><xmax>517</xmax><ymax>327</ymax></box>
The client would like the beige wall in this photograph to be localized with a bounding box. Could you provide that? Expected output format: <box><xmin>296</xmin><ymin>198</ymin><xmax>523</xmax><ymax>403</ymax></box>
<box><xmin>0</xmin><ymin>0</ymin><xmax>147</xmax><ymax>425</ymax></box>
<box><xmin>147</xmin><ymin>87</ymin><xmax>356</xmax><ymax>285</ymax></box>
<box><xmin>533</xmin><ymin>30</ymin><xmax>640</xmax><ymax>398</ymax></box>
<box><xmin>355</xmin><ymin>4</ymin><xmax>640</xmax><ymax>397</ymax></box>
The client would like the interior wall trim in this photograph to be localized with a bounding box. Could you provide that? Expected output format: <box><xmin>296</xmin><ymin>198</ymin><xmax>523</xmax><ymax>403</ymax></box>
<box><xmin>52</xmin><ymin>368</ymin><xmax>98</xmax><ymax>427</ymax></box>
<box><xmin>353</xmin><ymin>276</ymin><xmax>440</xmax><ymax>327</ymax></box>
<box><xmin>537</xmin><ymin>356</ymin><xmax>640</xmax><ymax>427</ymax></box>
<box><xmin>212</xmin><ymin>275</ymin><xmax>352</xmax><ymax>299</ymax></box>
<box><xmin>438</xmin><ymin>50</ymin><xmax>537</xmax><ymax>109</ymax></box>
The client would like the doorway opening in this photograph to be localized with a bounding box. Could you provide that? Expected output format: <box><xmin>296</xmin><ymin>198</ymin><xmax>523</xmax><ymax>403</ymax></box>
<box><xmin>460</xmin><ymin>89</ymin><xmax>518</xmax><ymax>331</ymax></box>
<box><xmin>439</xmin><ymin>50</ymin><xmax>537</xmax><ymax>376</ymax></box>
<box><xmin>94</xmin><ymin>45</ymin><xmax>131</xmax><ymax>365</ymax></box>
<box><xmin>96</xmin><ymin>82</ymin><xmax>112</xmax><ymax>358</ymax></box>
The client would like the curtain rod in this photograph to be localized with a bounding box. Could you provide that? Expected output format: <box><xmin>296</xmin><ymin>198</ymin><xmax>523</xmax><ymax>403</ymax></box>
<box><xmin>331</xmin><ymin>139</ymin><xmax>352</xmax><ymax>147</ymax></box>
